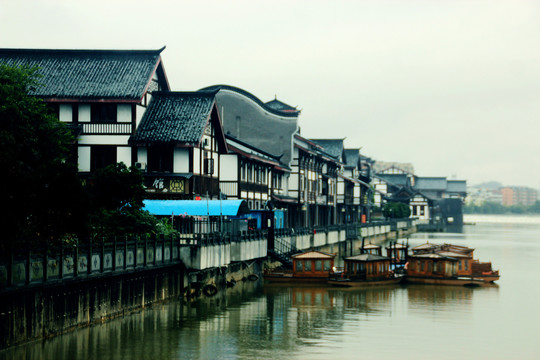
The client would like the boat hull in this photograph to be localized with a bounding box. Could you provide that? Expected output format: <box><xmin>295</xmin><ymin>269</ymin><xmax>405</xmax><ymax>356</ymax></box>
<box><xmin>328</xmin><ymin>277</ymin><xmax>403</xmax><ymax>287</ymax></box>
<box><xmin>263</xmin><ymin>273</ymin><xmax>329</xmax><ymax>284</ymax></box>
<box><xmin>405</xmin><ymin>275</ymin><xmax>498</xmax><ymax>286</ymax></box>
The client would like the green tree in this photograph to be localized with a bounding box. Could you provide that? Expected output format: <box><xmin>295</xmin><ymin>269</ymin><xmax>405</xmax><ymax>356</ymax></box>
<box><xmin>86</xmin><ymin>163</ymin><xmax>157</xmax><ymax>237</ymax></box>
<box><xmin>383</xmin><ymin>202</ymin><xmax>411</xmax><ymax>219</ymax></box>
<box><xmin>0</xmin><ymin>64</ymin><xmax>86</xmax><ymax>249</ymax></box>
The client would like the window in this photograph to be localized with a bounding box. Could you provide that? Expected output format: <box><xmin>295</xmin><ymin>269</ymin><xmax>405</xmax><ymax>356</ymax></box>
<box><xmin>147</xmin><ymin>147</ymin><xmax>173</xmax><ymax>172</ymax></box>
<box><xmin>305</xmin><ymin>260</ymin><xmax>312</xmax><ymax>272</ymax></box>
<box><xmin>315</xmin><ymin>260</ymin><xmax>322</xmax><ymax>271</ymax></box>
<box><xmin>324</xmin><ymin>260</ymin><xmax>331</xmax><ymax>271</ymax></box>
<box><xmin>91</xmin><ymin>103</ymin><xmax>116</xmax><ymax>123</ymax></box>
<box><xmin>297</xmin><ymin>261</ymin><xmax>303</xmax><ymax>272</ymax></box>
<box><xmin>91</xmin><ymin>146</ymin><xmax>116</xmax><ymax>171</ymax></box>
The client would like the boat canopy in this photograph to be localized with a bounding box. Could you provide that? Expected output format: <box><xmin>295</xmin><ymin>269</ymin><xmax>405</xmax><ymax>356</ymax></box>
<box><xmin>143</xmin><ymin>199</ymin><xmax>250</xmax><ymax>217</ymax></box>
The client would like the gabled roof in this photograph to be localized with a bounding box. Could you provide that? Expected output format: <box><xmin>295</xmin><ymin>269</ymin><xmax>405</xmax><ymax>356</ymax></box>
<box><xmin>199</xmin><ymin>85</ymin><xmax>300</xmax><ymax>118</ymax></box>
<box><xmin>311</xmin><ymin>139</ymin><xmax>345</xmax><ymax>160</ymax></box>
<box><xmin>265</xmin><ymin>98</ymin><xmax>300</xmax><ymax>114</ymax></box>
<box><xmin>292</xmin><ymin>251</ymin><xmax>335</xmax><ymax>259</ymax></box>
<box><xmin>414</xmin><ymin>177</ymin><xmax>448</xmax><ymax>191</ymax></box>
<box><xmin>345</xmin><ymin>254</ymin><xmax>389</xmax><ymax>262</ymax></box>
<box><xmin>344</xmin><ymin>149</ymin><xmax>360</xmax><ymax>169</ymax></box>
<box><xmin>447</xmin><ymin>180</ymin><xmax>467</xmax><ymax>193</ymax></box>
<box><xmin>225</xmin><ymin>134</ymin><xmax>289</xmax><ymax>170</ymax></box>
<box><xmin>130</xmin><ymin>91</ymin><xmax>226</xmax><ymax>150</ymax></box>
<box><xmin>0</xmin><ymin>47</ymin><xmax>168</xmax><ymax>101</ymax></box>
<box><xmin>376</xmin><ymin>173</ymin><xmax>411</xmax><ymax>187</ymax></box>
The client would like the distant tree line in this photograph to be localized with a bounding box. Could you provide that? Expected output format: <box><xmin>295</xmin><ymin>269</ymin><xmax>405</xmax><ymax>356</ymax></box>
<box><xmin>464</xmin><ymin>201</ymin><xmax>540</xmax><ymax>214</ymax></box>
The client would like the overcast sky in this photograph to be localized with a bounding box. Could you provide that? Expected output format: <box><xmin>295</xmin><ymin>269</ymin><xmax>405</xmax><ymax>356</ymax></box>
<box><xmin>2</xmin><ymin>0</ymin><xmax>540</xmax><ymax>188</ymax></box>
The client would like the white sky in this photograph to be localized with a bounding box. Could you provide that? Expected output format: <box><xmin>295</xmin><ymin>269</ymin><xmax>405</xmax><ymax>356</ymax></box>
<box><xmin>2</xmin><ymin>0</ymin><xmax>540</xmax><ymax>188</ymax></box>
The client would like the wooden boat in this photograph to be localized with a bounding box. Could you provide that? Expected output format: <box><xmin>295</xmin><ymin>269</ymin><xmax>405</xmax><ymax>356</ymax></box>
<box><xmin>405</xmin><ymin>248</ymin><xmax>499</xmax><ymax>286</ymax></box>
<box><xmin>328</xmin><ymin>254</ymin><xmax>403</xmax><ymax>287</ymax></box>
<box><xmin>263</xmin><ymin>250</ymin><xmax>336</xmax><ymax>283</ymax></box>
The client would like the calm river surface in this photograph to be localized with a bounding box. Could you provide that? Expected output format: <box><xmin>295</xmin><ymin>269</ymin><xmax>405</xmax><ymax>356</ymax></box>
<box><xmin>3</xmin><ymin>214</ymin><xmax>540</xmax><ymax>360</ymax></box>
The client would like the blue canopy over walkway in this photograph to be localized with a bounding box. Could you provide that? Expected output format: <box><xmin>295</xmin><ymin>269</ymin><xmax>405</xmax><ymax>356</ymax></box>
<box><xmin>143</xmin><ymin>199</ymin><xmax>250</xmax><ymax>217</ymax></box>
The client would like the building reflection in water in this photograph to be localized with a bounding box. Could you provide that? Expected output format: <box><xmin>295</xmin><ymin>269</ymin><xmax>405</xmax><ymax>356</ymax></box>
<box><xmin>1</xmin><ymin>281</ymin><xmax>499</xmax><ymax>360</ymax></box>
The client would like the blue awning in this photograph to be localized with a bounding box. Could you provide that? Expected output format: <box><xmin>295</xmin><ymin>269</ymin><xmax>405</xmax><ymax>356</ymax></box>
<box><xmin>143</xmin><ymin>199</ymin><xmax>250</xmax><ymax>216</ymax></box>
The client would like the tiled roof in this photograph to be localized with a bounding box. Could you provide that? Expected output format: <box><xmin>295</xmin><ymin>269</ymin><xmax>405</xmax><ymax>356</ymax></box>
<box><xmin>377</xmin><ymin>173</ymin><xmax>410</xmax><ymax>187</ymax></box>
<box><xmin>265</xmin><ymin>98</ymin><xmax>299</xmax><ymax>113</ymax></box>
<box><xmin>363</xmin><ymin>243</ymin><xmax>381</xmax><ymax>249</ymax></box>
<box><xmin>292</xmin><ymin>251</ymin><xmax>335</xmax><ymax>259</ymax></box>
<box><xmin>199</xmin><ymin>85</ymin><xmax>300</xmax><ymax>118</ymax></box>
<box><xmin>409</xmin><ymin>253</ymin><xmax>458</xmax><ymax>260</ymax></box>
<box><xmin>344</xmin><ymin>149</ymin><xmax>360</xmax><ymax>168</ymax></box>
<box><xmin>345</xmin><ymin>254</ymin><xmax>389</xmax><ymax>262</ymax></box>
<box><xmin>130</xmin><ymin>91</ymin><xmax>216</xmax><ymax>145</ymax></box>
<box><xmin>447</xmin><ymin>180</ymin><xmax>467</xmax><ymax>193</ymax></box>
<box><xmin>311</xmin><ymin>139</ymin><xmax>344</xmax><ymax>159</ymax></box>
<box><xmin>0</xmin><ymin>48</ymin><xmax>166</xmax><ymax>101</ymax></box>
<box><xmin>414</xmin><ymin>177</ymin><xmax>448</xmax><ymax>191</ymax></box>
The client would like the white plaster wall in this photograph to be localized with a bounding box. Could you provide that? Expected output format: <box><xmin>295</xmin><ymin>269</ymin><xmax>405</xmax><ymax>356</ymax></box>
<box><xmin>337</xmin><ymin>181</ymin><xmax>344</xmax><ymax>195</ymax></box>
<box><xmin>327</xmin><ymin>231</ymin><xmax>339</xmax><ymax>244</ymax></box>
<box><xmin>314</xmin><ymin>233</ymin><xmax>326</xmax><ymax>247</ymax></box>
<box><xmin>78</xmin><ymin>146</ymin><xmax>91</xmax><ymax>172</ymax></box>
<box><xmin>289</xmin><ymin>173</ymin><xmax>299</xmax><ymax>191</ymax></box>
<box><xmin>174</xmin><ymin>148</ymin><xmax>190</xmax><ymax>173</ymax></box>
<box><xmin>117</xmin><ymin>147</ymin><xmax>131</xmax><ymax>166</ymax></box>
<box><xmin>193</xmin><ymin>150</ymin><xmax>201</xmax><ymax>175</ymax></box>
<box><xmin>136</xmin><ymin>104</ymin><xmax>145</xmax><ymax>128</ymax></box>
<box><xmin>117</xmin><ymin>104</ymin><xmax>131</xmax><ymax>123</ymax></box>
<box><xmin>59</xmin><ymin>104</ymin><xmax>72</xmax><ymax>122</ymax></box>
<box><xmin>296</xmin><ymin>234</ymin><xmax>311</xmax><ymax>250</ymax></box>
<box><xmin>220</xmin><ymin>155</ymin><xmax>238</xmax><ymax>181</ymax></box>
<box><xmin>79</xmin><ymin>104</ymin><xmax>91</xmax><ymax>122</ymax></box>
<box><xmin>78</xmin><ymin>135</ymin><xmax>130</xmax><ymax>145</ymax></box>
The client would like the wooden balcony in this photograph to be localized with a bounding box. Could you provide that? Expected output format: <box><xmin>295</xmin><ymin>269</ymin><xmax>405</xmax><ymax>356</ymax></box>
<box><xmin>81</xmin><ymin>123</ymin><xmax>132</xmax><ymax>135</ymax></box>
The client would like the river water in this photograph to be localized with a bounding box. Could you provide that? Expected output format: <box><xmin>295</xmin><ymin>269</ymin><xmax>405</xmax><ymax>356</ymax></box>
<box><xmin>2</xmin><ymin>214</ymin><xmax>540</xmax><ymax>360</ymax></box>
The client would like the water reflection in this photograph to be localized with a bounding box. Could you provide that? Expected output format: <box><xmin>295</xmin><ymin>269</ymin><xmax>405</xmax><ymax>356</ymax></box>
<box><xmin>4</xmin><ymin>218</ymin><xmax>540</xmax><ymax>359</ymax></box>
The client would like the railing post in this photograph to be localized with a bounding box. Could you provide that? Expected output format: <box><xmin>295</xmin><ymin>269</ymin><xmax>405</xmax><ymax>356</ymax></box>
<box><xmin>59</xmin><ymin>242</ymin><xmax>64</xmax><ymax>279</ymax></box>
<box><xmin>101</xmin><ymin>237</ymin><xmax>105</xmax><ymax>273</ymax></box>
<box><xmin>113</xmin><ymin>236</ymin><xmax>117</xmax><ymax>271</ymax></box>
<box><xmin>144</xmin><ymin>234</ymin><xmax>148</xmax><ymax>267</ymax></box>
<box><xmin>74</xmin><ymin>238</ymin><xmax>79</xmax><ymax>278</ymax></box>
<box><xmin>124</xmin><ymin>235</ymin><xmax>128</xmax><ymax>270</ymax></box>
<box><xmin>26</xmin><ymin>246</ymin><xmax>31</xmax><ymax>285</ymax></box>
<box><xmin>88</xmin><ymin>238</ymin><xmax>93</xmax><ymax>275</ymax></box>
<box><xmin>9</xmin><ymin>246</ymin><xmax>14</xmax><ymax>287</ymax></box>
<box><xmin>43</xmin><ymin>240</ymin><xmax>48</xmax><ymax>283</ymax></box>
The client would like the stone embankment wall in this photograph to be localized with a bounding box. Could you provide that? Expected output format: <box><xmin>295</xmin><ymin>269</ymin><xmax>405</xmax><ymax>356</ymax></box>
<box><xmin>0</xmin><ymin>266</ymin><xmax>183</xmax><ymax>349</ymax></box>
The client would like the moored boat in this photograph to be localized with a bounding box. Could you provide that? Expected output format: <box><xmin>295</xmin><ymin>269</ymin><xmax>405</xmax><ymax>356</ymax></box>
<box><xmin>404</xmin><ymin>243</ymin><xmax>500</xmax><ymax>286</ymax></box>
<box><xmin>263</xmin><ymin>250</ymin><xmax>336</xmax><ymax>283</ymax></box>
<box><xmin>328</xmin><ymin>253</ymin><xmax>403</xmax><ymax>287</ymax></box>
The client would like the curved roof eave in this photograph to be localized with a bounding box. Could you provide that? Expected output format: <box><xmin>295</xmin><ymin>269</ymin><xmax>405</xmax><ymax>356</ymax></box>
<box><xmin>198</xmin><ymin>84</ymin><xmax>300</xmax><ymax>118</ymax></box>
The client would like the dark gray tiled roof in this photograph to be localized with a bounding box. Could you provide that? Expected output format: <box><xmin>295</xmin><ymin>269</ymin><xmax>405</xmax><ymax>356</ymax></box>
<box><xmin>447</xmin><ymin>180</ymin><xmax>467</xmax><ymax>193</ymax></box>
<box><xmin>345</xmin><ymin>254</ymin><xmax>389</xmax><ymax>262</ymax></box>
<box><xmin>265</xmin><ymin>98</ymin><xmax>299</xmax><ymax>113</ymax></box>
<box><xmin>414</xmin><ymin>177</ymin><xmax>448</xmax><ymax>191</ymax></box>
<box><xmin>0</xmin><ymin>48</ymin><xmax>165</xmax><ymax>100</ymax></box>
<box><xmin>344</xmin><ymin>149</ymin><xmax>360</xmax><ymax>168</ymax></box>
<box><xmin>199</xmin><ymin>85</ymin><xmax>300</xmax><ymax>118</ymax></box>
<box><xmin>311</xmin><ymin>139</ymin><xmax>344</xmax><ymax>159</ymax></box>
<box><xmin>377</xmin><ymin>173</ymin><xmax>410</xmax><ymax>187</ymax></box>
<box><xmin>130</xmin><ymin>91</ymin><xmax>216</xmax><ymax>145</ymax></box>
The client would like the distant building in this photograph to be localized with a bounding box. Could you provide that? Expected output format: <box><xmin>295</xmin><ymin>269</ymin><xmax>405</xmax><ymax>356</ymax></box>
<box><xmin>500</xmin><ymin>187</ymin><xmax>537</xmax><ymax>206</ymax></box>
